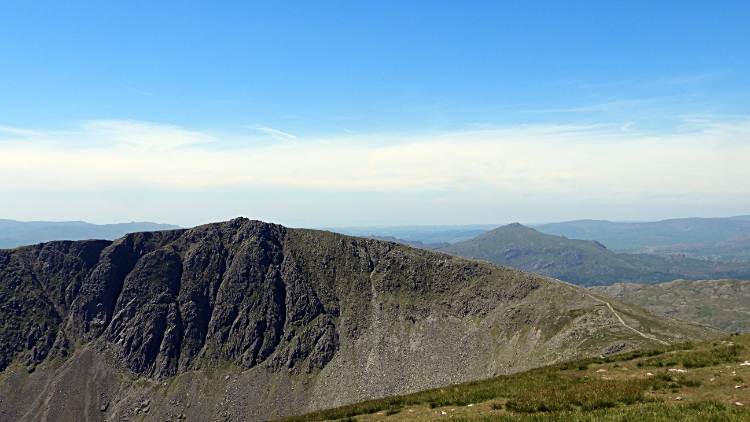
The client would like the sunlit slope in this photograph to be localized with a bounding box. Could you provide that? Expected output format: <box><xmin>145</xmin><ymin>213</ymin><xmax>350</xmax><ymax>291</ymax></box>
<box><xmin>274</xmin><ymin>334</ymin><xmax>750</xmax><ymax>422</ymax></box>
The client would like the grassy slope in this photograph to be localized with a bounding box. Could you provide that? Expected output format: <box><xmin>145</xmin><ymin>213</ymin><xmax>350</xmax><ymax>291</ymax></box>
<box><xmin>274</xmin><ymin>334</ymin><xmax>750</xmax><ymax>422</ymax></box>
<box><xmin>438</xmin><ymin>224</ymin><xmax>750</xmax><ymax>287</ymax></box>
<box><xmin>589</xmin><ymin>279</ymin><xmax>750</xmax><ymax>334</ymax></box>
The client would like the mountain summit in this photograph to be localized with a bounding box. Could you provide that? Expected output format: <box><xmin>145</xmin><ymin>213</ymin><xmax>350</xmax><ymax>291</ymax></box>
<box><xmin>0</xmin><ymin>218</ymin><xmax>722</xmax><ymax>421</ymax></box>
<box><xmin>439</xmin><ymin>223</ymin><xmax>750</xmax><ymax>286</ymax></box>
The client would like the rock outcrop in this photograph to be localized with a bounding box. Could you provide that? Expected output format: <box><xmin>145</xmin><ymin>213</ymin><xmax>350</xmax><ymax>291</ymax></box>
<box><xmin>0</xmin><ymin>218</ymin><xmax>725</xmax><ymax>421</ymax></box>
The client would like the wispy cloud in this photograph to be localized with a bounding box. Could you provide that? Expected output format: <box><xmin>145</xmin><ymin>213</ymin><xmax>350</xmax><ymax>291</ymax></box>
<box><xmin>0</xmin><ymin>119</ymin><xmax>749</xmax><ymax>206</ymax></box>
<box><xmin>0</xmin><ymin>124</ymin><xmax>46</xmax><ymax>138</ymax></box>
<box><xmin>518</xmin><ymin>97</ymin><xmax>686</xmax><ymax>116</ymax></box>
<box><xmin>652</xmin><ymin>70</ymin><xmax>732</xmax><ymax>88</ymax></box>
<box><xmin>116</xmin><ymin>84</ymin><xmax>179</xmax><ymax>104</ymax></box>
<box><xmin>246</xmin><ymin>124</ymin><xmax>297</xmax><ymax>140</ymax></box>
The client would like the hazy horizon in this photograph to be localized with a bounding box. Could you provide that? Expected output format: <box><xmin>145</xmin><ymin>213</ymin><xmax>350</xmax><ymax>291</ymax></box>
<box><xmin>2</xmin><ymin>2</ymin><xmax>748</xmax><ymax>227</ymax></box>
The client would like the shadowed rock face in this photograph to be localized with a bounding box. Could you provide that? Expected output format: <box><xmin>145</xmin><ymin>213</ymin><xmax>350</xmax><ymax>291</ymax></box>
<box><xmin>0</xmin><ymin>218</ymin><xmax>725</xmax><ymax>421</ymax></box>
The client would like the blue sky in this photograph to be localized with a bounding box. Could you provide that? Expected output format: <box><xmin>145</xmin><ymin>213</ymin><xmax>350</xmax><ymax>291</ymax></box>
<box><xmin>1</xmin><ymin>1</ymin><xmax>749</xmax><ymax>227</ymax></box>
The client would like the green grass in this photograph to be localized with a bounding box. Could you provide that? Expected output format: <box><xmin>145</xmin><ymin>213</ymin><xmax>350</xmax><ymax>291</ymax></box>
<box><xmin>456</xmin><ymin>401</ymin><xmax>749</xmax><ymax>422</ymax></box>
<box><xmin>636</xmin><ymin>344</ymin><xmax>743</xmax><ymax>369</ymax></box>
<box><xmin>503</xmin><ymin>375</ymin><xmax>701</xmax><ymax>413</ymax></box>
<box><xmin>273</xmin><ymin>370</ymin><xmax>567</xmax><ymax>422</ymax></box>
<box><xmin>271</xmin><ymin>335</ymin><xmax>750</xmax><ymax>422</ymax></box>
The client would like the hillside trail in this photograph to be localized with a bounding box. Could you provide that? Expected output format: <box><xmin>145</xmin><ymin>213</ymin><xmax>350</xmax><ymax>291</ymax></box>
<box><xmin>560</xmin><ymin>282</ymin><xmax>669</xmax><ymax>345</ymax></box>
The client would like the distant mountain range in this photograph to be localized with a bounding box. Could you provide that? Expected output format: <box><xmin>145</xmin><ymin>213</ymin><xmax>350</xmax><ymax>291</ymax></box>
<box><xmin>364</xmin><ymin>235</ymin><xmax>450</xmax><ymax>250</ymax></box>
<box><xmin>0</xmin><ymin>218</ymin><xmax>721</xmax><ymax>420</ymax></box>
<box><xmin>325</xmin><ymin>225</ymin><xmax>496</xmax><ymax>245</ymax></box>
<box><xmin>590</xmin><ymin>279</ymin><xmax>750</xmax><ymax>334</ymax></box>
<box><xmin>438</xmin><ymin>223</ymin><xmax>750</xmax><ymax>287</ymax></box>
<box><xmin>347</xmin><ymin>216</ymin><xmax>750</xmax><ymax>263</ymax></box>
<box><xmin>0</xmin><ymin>219</ymin><xmax>181</xmax><ymax>249</ymax></box>
<box><xmin>639</xmin><ymin>233</ymin><xmax>750</xmax><ymax>262</ymax></box>
<box><xmin>533</xmin><ymin>216</ymin><xmax>750</xmax><ymax>254</ymax></box>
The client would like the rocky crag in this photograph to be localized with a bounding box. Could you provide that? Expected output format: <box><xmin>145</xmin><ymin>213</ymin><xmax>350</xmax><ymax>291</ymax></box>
<box><xmin>0</xmin><ymin>218</ymin><xmax>724</xmax><ymax>421</ymax></box>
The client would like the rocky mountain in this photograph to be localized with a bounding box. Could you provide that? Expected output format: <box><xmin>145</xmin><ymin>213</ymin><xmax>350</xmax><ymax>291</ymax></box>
<box><xmin>0</xmin><ymin>218</ymin><xmax>723</xmax><ymax>421</ymax></box>
<box><xmin>438</xmin><ymin>223</ymin><xmax>750</xmax><ymax>287</ymax></box>
<box><xmin>533</xmin><ymin>216</ymin><xmax>750</xmax><ymax>253</ymax></box>
<box><xmin>0</xmin><ymin>219</ymin><xmax>181</xmax><ymax>249</ymax></box>
<box><xmin>589</xmin><ymin>279</ymin><xmax>750</xmax><ymax>334</ymax></box>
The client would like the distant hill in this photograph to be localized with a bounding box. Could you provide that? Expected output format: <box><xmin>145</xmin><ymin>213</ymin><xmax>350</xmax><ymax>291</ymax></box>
<box><xmin>640</xmin><ymin>233</ymin><xmax>750</xmax><ymax>262</ymax></box>
<box><xmin>438</xmin><ymin>223</ymin><xmax>750</xmax><ymax>287</ymax></box>
<box><xmin>0</xmin><ymin>219</ymin><xmax>181</xmax><ymax>249</ymax></box>
<box><xmin>324</xmin><ymin>225</ymin><xmax>495</xmax><ymax>244</ymax></box>
<box><xmin>589</xmin><ymin>279</ymin><xmax>750</xmax><ymax>334</ymax></box>
<box><xmin>364</xmin><ymin>235</ymin><xmax>450</xmax><ymax>250</ymax></box>
<box><xmin>533</xmin><ymin>216</ymin><xmax>750</xmax><ymax>253</ymax></box>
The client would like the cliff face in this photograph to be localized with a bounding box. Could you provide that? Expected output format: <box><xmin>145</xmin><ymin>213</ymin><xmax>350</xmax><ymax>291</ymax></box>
<box><xmin>0</xmin><ymin>218</ymin><xmax>724</xmax><ymax>421</ymax></box>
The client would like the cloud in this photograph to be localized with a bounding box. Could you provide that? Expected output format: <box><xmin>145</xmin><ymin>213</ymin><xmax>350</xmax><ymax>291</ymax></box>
<box><xmin>0</xmin><ymin>119</ymin><xmax>749</xmax><ymax>206</ymax></box>
<box><xmin>117</xmin><ymin>85</ymin><xmax>166</xmax><ymax>100</ymax></box>
<box><xmin>247</xmin><ymin>124</ymin><xmax>298</xmax><ymax>140</ymax></box>
<box><xmin>654</xmin><ymin>70</ymin><xmax>732</xmax><ymax>87</ymax></box>
<box><xmin>83</xmin><ymin>120</ymin><xmax>216</xmax><ymax>151</ymax></box>
<box><xmin>0</xmin><ymin>124</ymin><xmax>46</xmax><ymax>138</ymax></box>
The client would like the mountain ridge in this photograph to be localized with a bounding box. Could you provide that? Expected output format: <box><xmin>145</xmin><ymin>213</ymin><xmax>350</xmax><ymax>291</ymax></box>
<box><xmin>533</xmin><ymin>216</ymin><xmax>750</xmax><ymax>253</ymax></box>
<box><xmin>640</xmin><ymin>234</ymin><xmax>750</xmax><ymax>262</ymax></box>
<box><xmin>0</xmin><ymin>218</ymin><xmax>724</xmax><ymax>421</ymax></box>
<box><xmin>0</xmin><ymin>219</ymin><xmax>181</xmax><ymax>249</ymax></box>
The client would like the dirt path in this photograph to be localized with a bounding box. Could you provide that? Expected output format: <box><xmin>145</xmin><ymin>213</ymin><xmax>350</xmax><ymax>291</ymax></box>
<box><xmin>562</xmin><ymin>282</ymin><xmax>669</xmax><ymax>345</ymax></box>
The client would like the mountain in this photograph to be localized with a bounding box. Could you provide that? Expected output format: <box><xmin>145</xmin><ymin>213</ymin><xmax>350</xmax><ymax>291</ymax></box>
<box><xmin>640</xmin><ymin>233</ymin><xmax>750</xmax><ymax>262</ymax></box>
<box><xmin>0</xmin><ymin>219</ymin><xmax>181</xmax><ymax>249</ymax></box>
<box><xmin>589</xmin><ymin>279</ymin><xmax>750</xmax><ymax>334</ymax></box>
<box><xmin>533</xmin><ymin>216</ymin><xmax>750</xmax><ymax>253</ymax></box>
<box><xmin>438</xmin><ymin>223</ymin><xmax>750</xmax><ymax>287</ymax></box>
<box><xmin>0</xmin><ymin>218</ymin><xmax>722</xmax><ymax>421</ymax></box>
<box><xmin>364</xmin><ymin>235</ymin><xmax>450</xmax><ymax>250</ymax></box>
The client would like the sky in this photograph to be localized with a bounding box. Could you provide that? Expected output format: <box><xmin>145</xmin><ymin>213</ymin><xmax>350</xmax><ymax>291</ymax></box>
<box><xmin>1</xmin><ymin>1</ymin><xmax>749</xmax><ymax>228</ymax></box>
